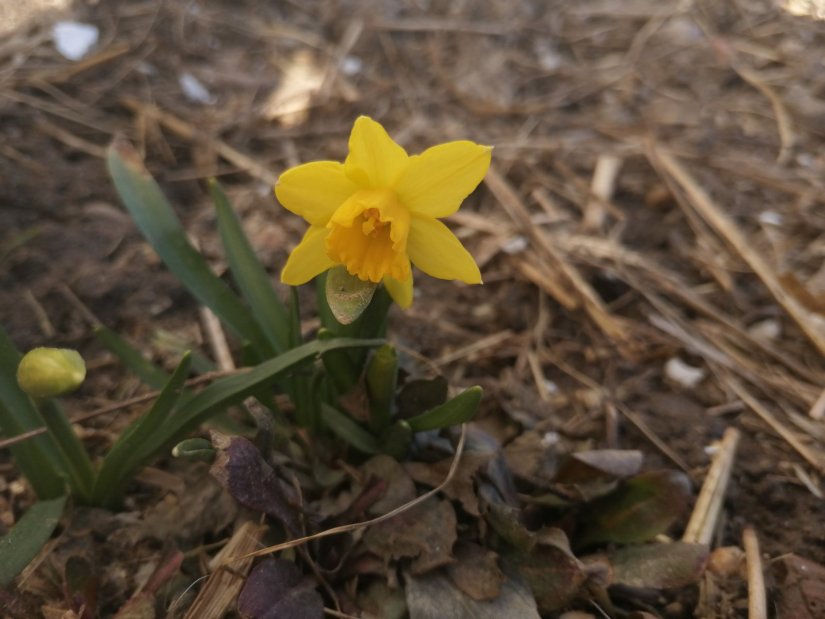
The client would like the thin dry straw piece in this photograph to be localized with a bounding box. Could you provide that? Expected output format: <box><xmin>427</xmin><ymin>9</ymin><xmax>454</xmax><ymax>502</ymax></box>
<box><xmin>743</xmin><ymin>525</ymin><xmax>767</xmax><ymax>619</ymax></box>
<box><xmin>647</xmin><ymin>143</ymin><xmax>825</xmax><ymax>358</ymax></box>
<box><xmin>682</xmin><ymin>427</ymin><xmax>739</xmax><ymax>545</ymax></box>
<box><xmin>226</xmin><ymin>423</ymin><xmax>469</xmax><ymax>564</ymax></box>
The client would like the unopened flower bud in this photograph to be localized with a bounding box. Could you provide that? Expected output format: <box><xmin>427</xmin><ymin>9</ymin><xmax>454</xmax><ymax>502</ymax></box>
<box><xmin>172</xmin><ymin>438</ymin><xmax>216</xmax><ymax>462</ymax></box>
<box><xmin>17</xmin><ymin>347</ymin><xmax>86</xmax><ymax>398</ymax></box>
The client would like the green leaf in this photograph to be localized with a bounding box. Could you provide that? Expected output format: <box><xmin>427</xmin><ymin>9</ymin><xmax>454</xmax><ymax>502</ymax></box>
<box><xmin>144</xmin><ymin>337</ymin><xmax>383</xmax><ymax>457</ymax></box>
<box><xmin>325</xmin><ymin>265</ymin><xmax>377</xmax><ymax>325</ymax></box>
<box><xmin>366</xmin><ymin>344</ymin><xmax>398</xmax><ymax>433</ymax></box>
<box><xmin>0</xmin><ymin>495</ymin><xmax>66</xmax><ymax>586</ymax></box>
<box><xmin>406</xmin><ymin>386</ymin><xmax>483</xmax><ymax>432</ymax></box>
<box><xmin>95</xmin><ymin>326</ymin><xmax>169</xmax><ymax>389</ymax></box>
<box><xmin>321</xmin><ymin>404</ymin><xmax>380</xmax><ymax>455</ymax></box>
<box><xmin>91</xmin><ymin>353</ymin><xmax>192</xmax><ymax>508</ymax></box>
<box><xmin>106</xmin><ymin>139</ymin><xmax>268</xmax><ymax>356</ymax></box>
<box><xmin>574</xmin><ymin>470</ymin><xmax>692</xmax><ymax>547</ymax></box>
<box><xmin>211</xmin><ymin>179</ymin><xmax>290</xmax><ymax>354</ymax></box>
<box><xmin>0</xmin><ymin>327</ymin><xmax>70</xmax><ymax>499</ymax></box>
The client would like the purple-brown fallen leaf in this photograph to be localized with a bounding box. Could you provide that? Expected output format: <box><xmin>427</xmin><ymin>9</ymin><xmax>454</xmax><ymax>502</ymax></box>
<box><xmin>405</xmin><ymin>567</ymin><xmax>540</xmax><ymax>619</ymax></box>
<box><xmin>237</xmin><ymin>559</ymin><xmax>323</xmax><ymax>619</ymax></box>
<box><xmin>773</xmin><ymin>553</ymin><xmax>825</xmax><ymax>619</ymax></box>
<box><xmin>362</xmin><ymin>497</ymin><xmax>457</xmax><ymax>575</ymax></box>
<box><xmin>209</xmin><ymin>433</ymin><xmax>301</xmax><ymax>535</ymax></box>
<box><xmin>608</xmin><ymin>542</ymin><xmax>709</xmax><ymax>589</ymax></box>
<box><xmin>446</xmin><ymin>542</ymin><xmax>506</xmax><ymax>601</ymax></box>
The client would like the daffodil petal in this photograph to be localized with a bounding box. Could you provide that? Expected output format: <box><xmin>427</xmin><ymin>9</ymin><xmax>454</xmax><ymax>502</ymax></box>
<box><xmin>281</xmin><ymin>226</ymin><xmax>335</xmax><ymax>285</ymax></box>
<box><xmin>383</xmin><ymin>272</ymin><xmax>413</xmax><ymax>308</ymax></box>
<box><xmin>275</xmin><ymin>161</ymin><xmax>359</xmax><ymax>226</ymax></box>
<box><xmin>407</xmin><ymin>216</ymin><xmax>482</xmax><ymax>284</ymax></box>
<box><xmin>395</xmin><ymin>141</ymin><xmax>492</xmax><ymax>218</ymax></box>
<box><xmin>344</xmin><ymin>116</ymin><xmax>409</xmax><ymax>188</ymax></box>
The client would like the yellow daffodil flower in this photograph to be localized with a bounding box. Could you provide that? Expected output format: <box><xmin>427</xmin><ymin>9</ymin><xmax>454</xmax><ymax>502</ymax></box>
<box><xmin>275</xmin><ymin>116</ymin><xmax>492</xmax><ymax>308</ymax></box>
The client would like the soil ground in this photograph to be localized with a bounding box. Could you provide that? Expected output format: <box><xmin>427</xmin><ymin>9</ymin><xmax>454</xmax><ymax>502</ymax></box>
<box><xmin>2</xmin><ymin>0</ymin><xmax>825</xmax><ymax>617</ymax></box>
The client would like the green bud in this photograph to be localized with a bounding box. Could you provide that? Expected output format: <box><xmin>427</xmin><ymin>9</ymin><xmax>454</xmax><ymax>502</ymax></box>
<box><xmin>172</xmin><ymin>438</ymin><xmax>216</xmax><ymax>462</ymax></box>
<box><xmin>17</xmin><ymin>347</ymin><xmax>86</xmax><ymax>398</ymax></box>
<box><xmin>325</xmin><ymin>265</ymin><xmax>377</xmax><ymax>325</ymax></box>
<box><xmin>366</xmin><ymin>344</ymin><xmax>398</xmax><ymax>433</ymax></box>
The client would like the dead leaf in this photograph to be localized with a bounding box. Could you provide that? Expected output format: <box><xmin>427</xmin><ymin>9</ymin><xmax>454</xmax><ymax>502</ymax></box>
<box><xmin>502</xmin><ymin>431</ymin><xmax>559</xmax><ymax>485</ymax></box>
<box><xmin>362</xmin><ymin>497</ymin><xmax>457</xmax><ymax>575</ymax></box>
<box><xmin>237</xmin><ymin>559</ymin><xmax>323</xmax><ymax>619</ymax></box>
<box><xmin>511</xmin><ymin>528</ymin><xmax>587</xmax><ymax>613</ymax></box>
<box><xmin>357</xmin><ymin>580</ymin><xmax>407</xmax><ymax>619</ymax></box>
<box><xmin>405</xmin><ymin>567</ymin><xmax>540</xmax><ymax>619</ymax></box>
<box><xmin>209</xmin><ymin>433</ymin><xmax>301</xmax><ymax>535</ymax></box>
<box><xmin>555</xmin><ymin>450</ymin><xmax>644</xmax><ymax>484</ymax></box>
<box><xmin>773</xmin><ymin>554</ymin><xmax>825</xmax><ymax>619</ymax></box>
<box><xmin>446</xmin><ymin>542</ymin><xmax>506</xmax><ymax>601</ymax></box>
<box><xmin>361</xmin><ymin>455</ymin><xmax>416</xmax><ymax>516</ymax></box>
<box><xmin>608</xmin><ymin>542</ymin><xmax>709</xmax><ymax>589</ymax></box>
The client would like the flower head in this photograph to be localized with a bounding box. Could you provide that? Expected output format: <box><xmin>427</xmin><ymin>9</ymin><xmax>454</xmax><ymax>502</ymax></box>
<box><xmin>275</xmin><ymin>116</ymin><xmax>492</xmax><ymax>307</ymax></box>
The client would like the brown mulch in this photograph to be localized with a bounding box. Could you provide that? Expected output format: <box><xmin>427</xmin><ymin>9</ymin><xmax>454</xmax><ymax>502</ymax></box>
<box><xmin>1</xmin><ymin>0</ymin><xmax>824</xmax><ymax>616</ymax></box>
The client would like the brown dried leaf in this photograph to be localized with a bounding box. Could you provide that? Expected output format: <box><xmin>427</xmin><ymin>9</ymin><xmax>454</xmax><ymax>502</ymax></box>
<box><xmin>608</xmin><ymin>542</ymin><xmax>709</xmax><ymax>589</ymax></box>
<box><xmin>405</xmin><ymin>568</ymin><xmax>540</xmax><ymax>619</ymax></box>
<box><xmin>555</xmin><ymin>450</ymin><xmax>644</xmax><ymax>484</ymax></box>
<box><xmin>446</xmin><ymin>542</ymin><xmax>506</xmax><ymax>602</ymax></box>
<box><xmin>773</xmin><ymin>554</ymin><xmax>825</xmax><ymax>619</ymax></box>
<box><xmin>511</xmin><ymin>528</ymin><xmax>586</xmax><ymax>613</ymax></box>
<box><xmin>363</xmin><ymin>498</ymin><xmax>457</xmax><ymax>575</ymax></box>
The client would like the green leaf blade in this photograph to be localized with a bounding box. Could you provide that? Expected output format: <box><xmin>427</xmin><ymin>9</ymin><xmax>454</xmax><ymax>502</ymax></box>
<box><xmin>406</xmin><ymin>386</ymin><xmax>483</xmax><ymax>432</ymax></box>
<box><xmin>0</xmin><ymin>495</ymin><xmax>67</xmax><ymax>587</ymax></box>
<box><xmin>106</xmin><ymin>140</ymin><xmax>266</xmax><ymax>354</ymax></box>
<box><xmin>211</xmin><ymin>180</ymin><xmax>290</xmax><ymax>354</ymax></box>
<box><xmin>91</xmin><ymin>353</ymin><xmax>192</xmax><ymax>508</ymax></box>
<box><xmin>321</xmin><ymin>404</ymin><xmax>380</xmax><ymax>455</ymax></box>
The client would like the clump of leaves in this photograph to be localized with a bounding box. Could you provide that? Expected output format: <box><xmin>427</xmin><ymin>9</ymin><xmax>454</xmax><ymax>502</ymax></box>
<box><xmin>212</xmin><ymin>423</ymin><xmax>706</xmax><ymax>618</ymax></box>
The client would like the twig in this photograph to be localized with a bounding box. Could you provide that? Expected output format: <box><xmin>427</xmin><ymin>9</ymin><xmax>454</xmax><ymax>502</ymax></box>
<box><xmin>647</xmin><ymin>144</ymin><xmax>825</xmax><ymax>357</ymax></box>
<box><xmin>226</xmin><ymin>423</ymin><xmax>468</xmax><ymax>564</ymax></box>
<box><xmin>119</xmin><ymin>97</ymin><xmax>279</xmax><ymax>185</ymax></box>
<box><xmin>583</xmin><ymin>153</ymin><xmax>623</xmax><ymax>231</ymax></box>
<box><xmin>683</xmin><ymin>428</ymin><xmax>740</xmax><ymax>545</ymax></box>
<box><xmin>183</xmin><ymin>519</ymin><xmax>266</xmax><ymax>619</ymax></box>
<box><xmin>434</xmin><ymin>330</ymin><xmax>514</xmax><ymax>367</ymax></box>
<box><xmin>743</xmin><ymin>526</ymin><xmax>767</xmax><ymax>619</ymax></box>
<box><xmin>725</xmin><ymin>376</ymin><xmax>824</xmax><ymax>472</ymax></box>
<box><xmin>615</xmin><ymin>402</ymin><xmax>694</xmax><ymax>477</ymax></box>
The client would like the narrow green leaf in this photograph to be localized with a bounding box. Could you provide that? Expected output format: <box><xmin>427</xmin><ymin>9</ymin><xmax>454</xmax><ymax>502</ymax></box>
<box><xmin>366</xmin><ymin>344</ymin><xmax>397</xmax><ymax>433</ymax></box>
<box><xmin>141</xmin><ymin>337</ymin><xmax>383</xmax><ymax>458</ymax></box>
<box><xmin>0</xmin><ymin>495</ymin><xmax>66</xmax><ymax>586</ymax></box>
<box><xmin>106</xmin><ymin>139</ymin><xmax>268</xmax><ymax>356</ymax></box>
<box><xmin>91</xmin><ymin>353</ymin><xmax>192</xmax><ymax>508</ymax></box>
<box><xmin>95</xmin><ymin>326</ymin><xmax>169</xmax><ymax>389</ymax></box>
<box><xmin>321</xmin><ymin>404</ymin><xmax>380</xmax><ymax>455</ymax></box>
<box><xmin>0</xmin><ymin>327</ymin><xmax>68</xmax><ymax>499</ymax></box>
<box><xmin>211</xmin><ymin>179</ymin><xmax>289</xmax><ymax>354</ymax></box>
<box><xmin>406</xmin><ymin>386</ymin><xmax>483</xmax><ymax>432</ymax></box>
